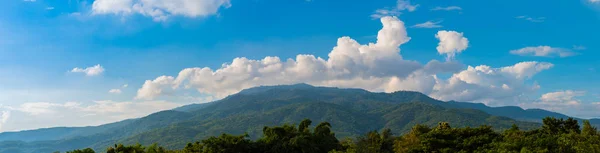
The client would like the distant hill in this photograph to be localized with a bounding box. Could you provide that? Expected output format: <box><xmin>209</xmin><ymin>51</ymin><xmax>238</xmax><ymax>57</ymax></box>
<box><xmin>0</xmin><ymin>119</ymin><xmax>135</xmax><ymax>142</ymax></box>
<box><xmin>0</xmin><ymin>84</ymin><xmax>596</xmax><ymax>153</ymax></box>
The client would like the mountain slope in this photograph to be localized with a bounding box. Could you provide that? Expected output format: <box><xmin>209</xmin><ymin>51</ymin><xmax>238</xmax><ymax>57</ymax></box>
<box><xmin>118</xmin><ymin>101</ymin><xmax>537</xmax><ymax>150</ymax></box>
<box><xmin>0</xmin><ymin>119</ymin><xmax>135</xmax><ymax>142</ymax></box>
<box><xmin>0</xmin><ymin>110</ymin><xmax>194</xmax><ymax>153</ymax></box>
<box><xmin>0</xmin><ymin>84</ymin><xmax>594</xmax><ymax>153</ymax></box>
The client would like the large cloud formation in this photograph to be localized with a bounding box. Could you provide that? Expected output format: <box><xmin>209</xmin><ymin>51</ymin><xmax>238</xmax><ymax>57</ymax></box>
<box><xmin>431</xmin><ymin>62</ymin><xmax>553</xmax><ymax>104</ymax></box>
<box><xmin>136</xmin><ymin>16</ymin><xmax>552</xmax><ymax>106</ymax></box>
<box><xmin>92</xmin><ymin>0</ymin><xmax>231</xmax><ymax>21</ymax></box>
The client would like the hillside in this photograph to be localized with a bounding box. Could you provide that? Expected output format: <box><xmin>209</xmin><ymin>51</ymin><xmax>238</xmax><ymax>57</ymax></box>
<box><xmin>0</xmin><ymin>84</ymin><xmax>594</xmax><ymax>153</ymax></box>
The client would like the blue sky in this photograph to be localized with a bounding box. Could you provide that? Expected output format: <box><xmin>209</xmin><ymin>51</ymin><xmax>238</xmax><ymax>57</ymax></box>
<box><xmin>1</xmin><ymin>0</ymin><xmax>600</xmax><ymax>132</ymax></box>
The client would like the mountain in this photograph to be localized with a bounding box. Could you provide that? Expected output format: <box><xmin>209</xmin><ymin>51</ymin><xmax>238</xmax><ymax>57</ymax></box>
<box><xmin>0</xmin><ymin>84</ymin><xmax>595</xmax><ymax>153</ymax></box>
<box><xmin>0</xmin><ymin>119</ymin><xmax>135</xmax><ymax>142</ymax></box>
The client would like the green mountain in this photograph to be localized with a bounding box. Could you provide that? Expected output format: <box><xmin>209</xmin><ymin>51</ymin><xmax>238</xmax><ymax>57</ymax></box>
<box><xmin>0</xmin><ymin>84</ymin><xmax>594</xmax><ymax>153</ymax></box>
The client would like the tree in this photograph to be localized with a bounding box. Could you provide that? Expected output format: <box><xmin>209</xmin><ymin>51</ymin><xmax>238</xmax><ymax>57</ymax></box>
<box><xmin>66</xmin><ymin>148</ymin><xmax>95</xmax><ymax>153</ymax></box>
<box><xmin>582</xmin><ymin>120</ymin><xmax>597</xmax><ymax>136</ymax></box>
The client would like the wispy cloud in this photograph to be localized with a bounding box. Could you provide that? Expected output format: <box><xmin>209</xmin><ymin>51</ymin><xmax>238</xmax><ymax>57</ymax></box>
<box><xmin>516</xmin><ymin>16</ymin><xmax>545</xmax><ymax>22</ymax></box>
<box><xmin>431</xmin><ymin>6</ymin><xmax>462</xmax><ymax>11</ymax></box>
<box><xmin>91</xmin><ymin>0</ymin><xmax>232</xmax><ymax>22</ymax></box>
<box><xmin>396</xmin><ymin>0</ymin><xmax>419</xmax><ymax>12</ymax></box>
<box><xmin>510</xmin><ymin>46</ymin><xmax>576</xmax><ymax>58</ymax></box>
<box><xmin>371</xmin><ymin>0</ymin><xmax>419</xmax><ymax>19</ymax></box>
<box><xmin>573</xmin><ymin>45</ymin><xmax>587</xmax><ymax>50</ymax></box>
<box><xmin>108</xmin><ymin>89</ymin><xmax>122</xmax><ymax>94</ymax></box>
<box><xmin>109</xmin><ymin>84</ymin><xmax>128</xmax><ymax>94</ymax></box>
<box><xmin>412</xmin><ymin>20</ymin><xmax>443</xmax><ymax>28</ymax></box>
<box><xmin>46</xmin><ymin>7</ymin><xmax>55</xmax><ymax>10</ymax></box>
<box><xmin>371</xmin><ymin>9</ymin><xmax>402</xmax><ymax>19</ymax></box>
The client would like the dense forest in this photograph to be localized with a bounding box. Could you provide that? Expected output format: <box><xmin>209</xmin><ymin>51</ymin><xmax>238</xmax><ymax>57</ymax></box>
<box><xmin>64</xmin><ymin>117</ymin><xmax>599</xmax><ymax>153</ymax></box>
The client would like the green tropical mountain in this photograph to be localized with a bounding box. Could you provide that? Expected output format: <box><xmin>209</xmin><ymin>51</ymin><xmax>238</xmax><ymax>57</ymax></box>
<box><xmin>0</xmin><ymin>84</ymin><xmax>595</xmax><ymax>153</ymax></box>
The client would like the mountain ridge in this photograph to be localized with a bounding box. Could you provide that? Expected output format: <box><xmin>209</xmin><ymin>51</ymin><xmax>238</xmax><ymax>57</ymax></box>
<box><xmin>1</xmin><ymin>84</ymin><xmax>597</xmax><ymax>153</ymax></box>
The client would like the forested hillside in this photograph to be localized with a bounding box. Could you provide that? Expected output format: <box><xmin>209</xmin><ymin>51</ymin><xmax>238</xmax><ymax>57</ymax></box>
<box><xmin>1</xmin><ymin>84</ymin><xmax>597</xmax><ymax>153</ymax></box>
<box><xmin>66</xmin><ymin>117</ymin><xmax>600</xmax><ymax>153</ymax></box>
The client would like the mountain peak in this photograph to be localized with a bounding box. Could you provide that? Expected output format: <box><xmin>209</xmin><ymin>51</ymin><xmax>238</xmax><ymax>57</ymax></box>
<box><xmin>237</xmin><ymin>83</ymin><xmax>316</xmax><ymax>95</ymax></box>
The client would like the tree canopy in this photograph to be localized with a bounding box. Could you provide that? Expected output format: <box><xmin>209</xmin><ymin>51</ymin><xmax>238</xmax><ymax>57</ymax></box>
<box><xmin>63</xmin><ymin>117</ymin><xmax>600</xmax><ymax>153</ymax></box>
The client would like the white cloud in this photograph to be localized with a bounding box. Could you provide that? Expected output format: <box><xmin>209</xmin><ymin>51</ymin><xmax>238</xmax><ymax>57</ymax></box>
<box><xmin>109</xmin><ymin>89</ymin><xmax>122</xmax><ymax>94</ymax></box>
<box><xmin>517</xmin><ymin>90</ymin><xmax>588</xmax><ymax>115</ymax></box>
<box><xmin>0</xmin><ymin>101</ymin><xmax>180</xmax><ymax>132</ymax></box>
<box><xmin>46</xmin><ymin>7</ymin><xmax>55</xmax><ymax>10</ymax></box>
<box><xmin>70</xmin><ymin>64</ymin><xmax>105</xmax><ymax>76</ymax></box>
<box><xmin>136</xmin><ymin>76</ymin><xmax>178</xmax><ymax>100</ymax></box>
<box><xmin>590</xmin><ymin>0</ymin><xmax>600</xmax><ymax>3</ymax></box>
<box><xmin>136</xmin><ymin>16</ymin><xmax>552</xmax><ymax>108</ymax></box>
<box><xmin>123</xmin><ymin>84</ymin><xmax>129</xmax><ymax>88</ymax></box>
<box><xmin>371</xmin><ymin>9</ymin><xmax>402</xmax><ymax>19</ymax></box>
<box><xmin>435</xmin><ymin>31</ymin><xmax>469</xmax><ymax>60</ymax></box>
<box><xmin>137</xmin><ymin>16</ymin><xmax>424</xmax><ymax>100</ymax></box>
<box><xmin>371</xmin><ymin>0</ymin><xmax>418</xmax><ymax>19</ymax></box>
<box><xmin>430</xmin><ymin>61</ymin><xmax>553</xmax><ymax>105</ymax></box>
<box><xmin>23</xmin><ymin>0</ymin><xmax>36</xmax><ymax>2</ymax></box>
<box><xmin>431</xmin><ymin>6</ymin><xmax>462</xmax><ymax>11</ymax></box>
<box><xmin>539</xmin><ymin>90</ymin><xmax>584</xmax><ymax>106</ymax></box>
<box><xmin>516</xmin><ymin>16</ymin><xmax>545</xmax><ymax>22</ymax></box>
<box><xmin>91</xmin><ymin>0</ymin><xmax>231</xmax><ymax>22</ymax></box>
<box><xmin>412</xmin><ymin>20</ymin><xmax>443</xmax><ymax>28</ymax></box>
<box><xmin>0</xmin><ymin>111</ymin><xmax>10</xmax><ymax>132</ymax></box>
<box><xmin>510</xmin><ymin>46</ymin><xmax>576</xmax><ymax>57</ymax></box>
<box><xmin>396</xmin><ymin>0</ymin><xmax>419</xmax><ymax>12</ymax></box>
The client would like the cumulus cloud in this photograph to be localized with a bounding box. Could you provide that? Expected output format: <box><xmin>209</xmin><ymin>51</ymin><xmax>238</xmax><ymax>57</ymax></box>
<box><xmin>436</xmin><ymin>31</ymin><xmax>469</xmax><ymax>60</ymax></box>
<box><xmin>430</xmin><ymin>61</ymin><xmax>553</xmax><ymax>105</ymax></box>
<box><xmin>516</xmin><ymin>90</ymin><xmax>589</xmax><ymax>115</ymax></box>
<box><xmin>0</xmin><ymin>101</ymin><xmax>180</xmax><ymax>132</ymax></box>
<box><xmin>91</xmin><ymin>0</ymin><xmax>231</xmax><ymax>21</ymax></box>
<box><xmin>412</xmin><ymin>20</ymin><xmax>443</xmax><ymax>28</ymax></box>
<box><xmin>70</xmin><ymin>64</ymin><xmax>105</xmax><ymax>76</ymax></box>
<box><xmin>539</xmin><ymin>90</ymin><xmax>584</xmax><ymax>106</ymax></box>
<box><xmin>510</xmin><ymin>46</ymin><xmax>576</xmax><ymax>57</ymax></box>
<box><xmin>431</xmin><ymin>6</ymin><xmax>462</xmax><ymax>11</ymax></box>
<box><xmin>137</xmin><ymin>16</ymin><xmax>425</xmax><ymax>100</ymax></box>
<box><xmin>135</xmin><ymin>16</ymin><xmax>553</xmax><ymax>107</ymax></box>
<box><xmin>590</xmin><ymin>0</ymin><xmax>599</xmax><ymax>3</ymax></box>
<box><xmin>371</xmin><ymin>0</ymin><xmax>418</xmax><ymax>19</ymax></box>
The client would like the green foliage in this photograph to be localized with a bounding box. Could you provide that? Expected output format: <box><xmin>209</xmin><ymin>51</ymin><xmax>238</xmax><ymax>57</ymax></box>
<box><xmin>65</xmin><ymin>117</ymin><xmax>600</xmax><ymax>153</ymax></box>
<box><xmin>66</xmin><ymin>148</ymin><xmax>95</xmax><ymax>153</ymax></box>
<box><xmin>5</xmin><ymin>85</ymin><xmax>600</xmax><ymax>153</ymax></box>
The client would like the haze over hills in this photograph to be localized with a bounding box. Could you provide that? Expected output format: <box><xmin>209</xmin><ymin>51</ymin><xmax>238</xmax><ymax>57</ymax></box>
<box><xmin>0</xmin><ymin>84</ymin><xmax>597</xmax><ymax>153</ymax></box>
